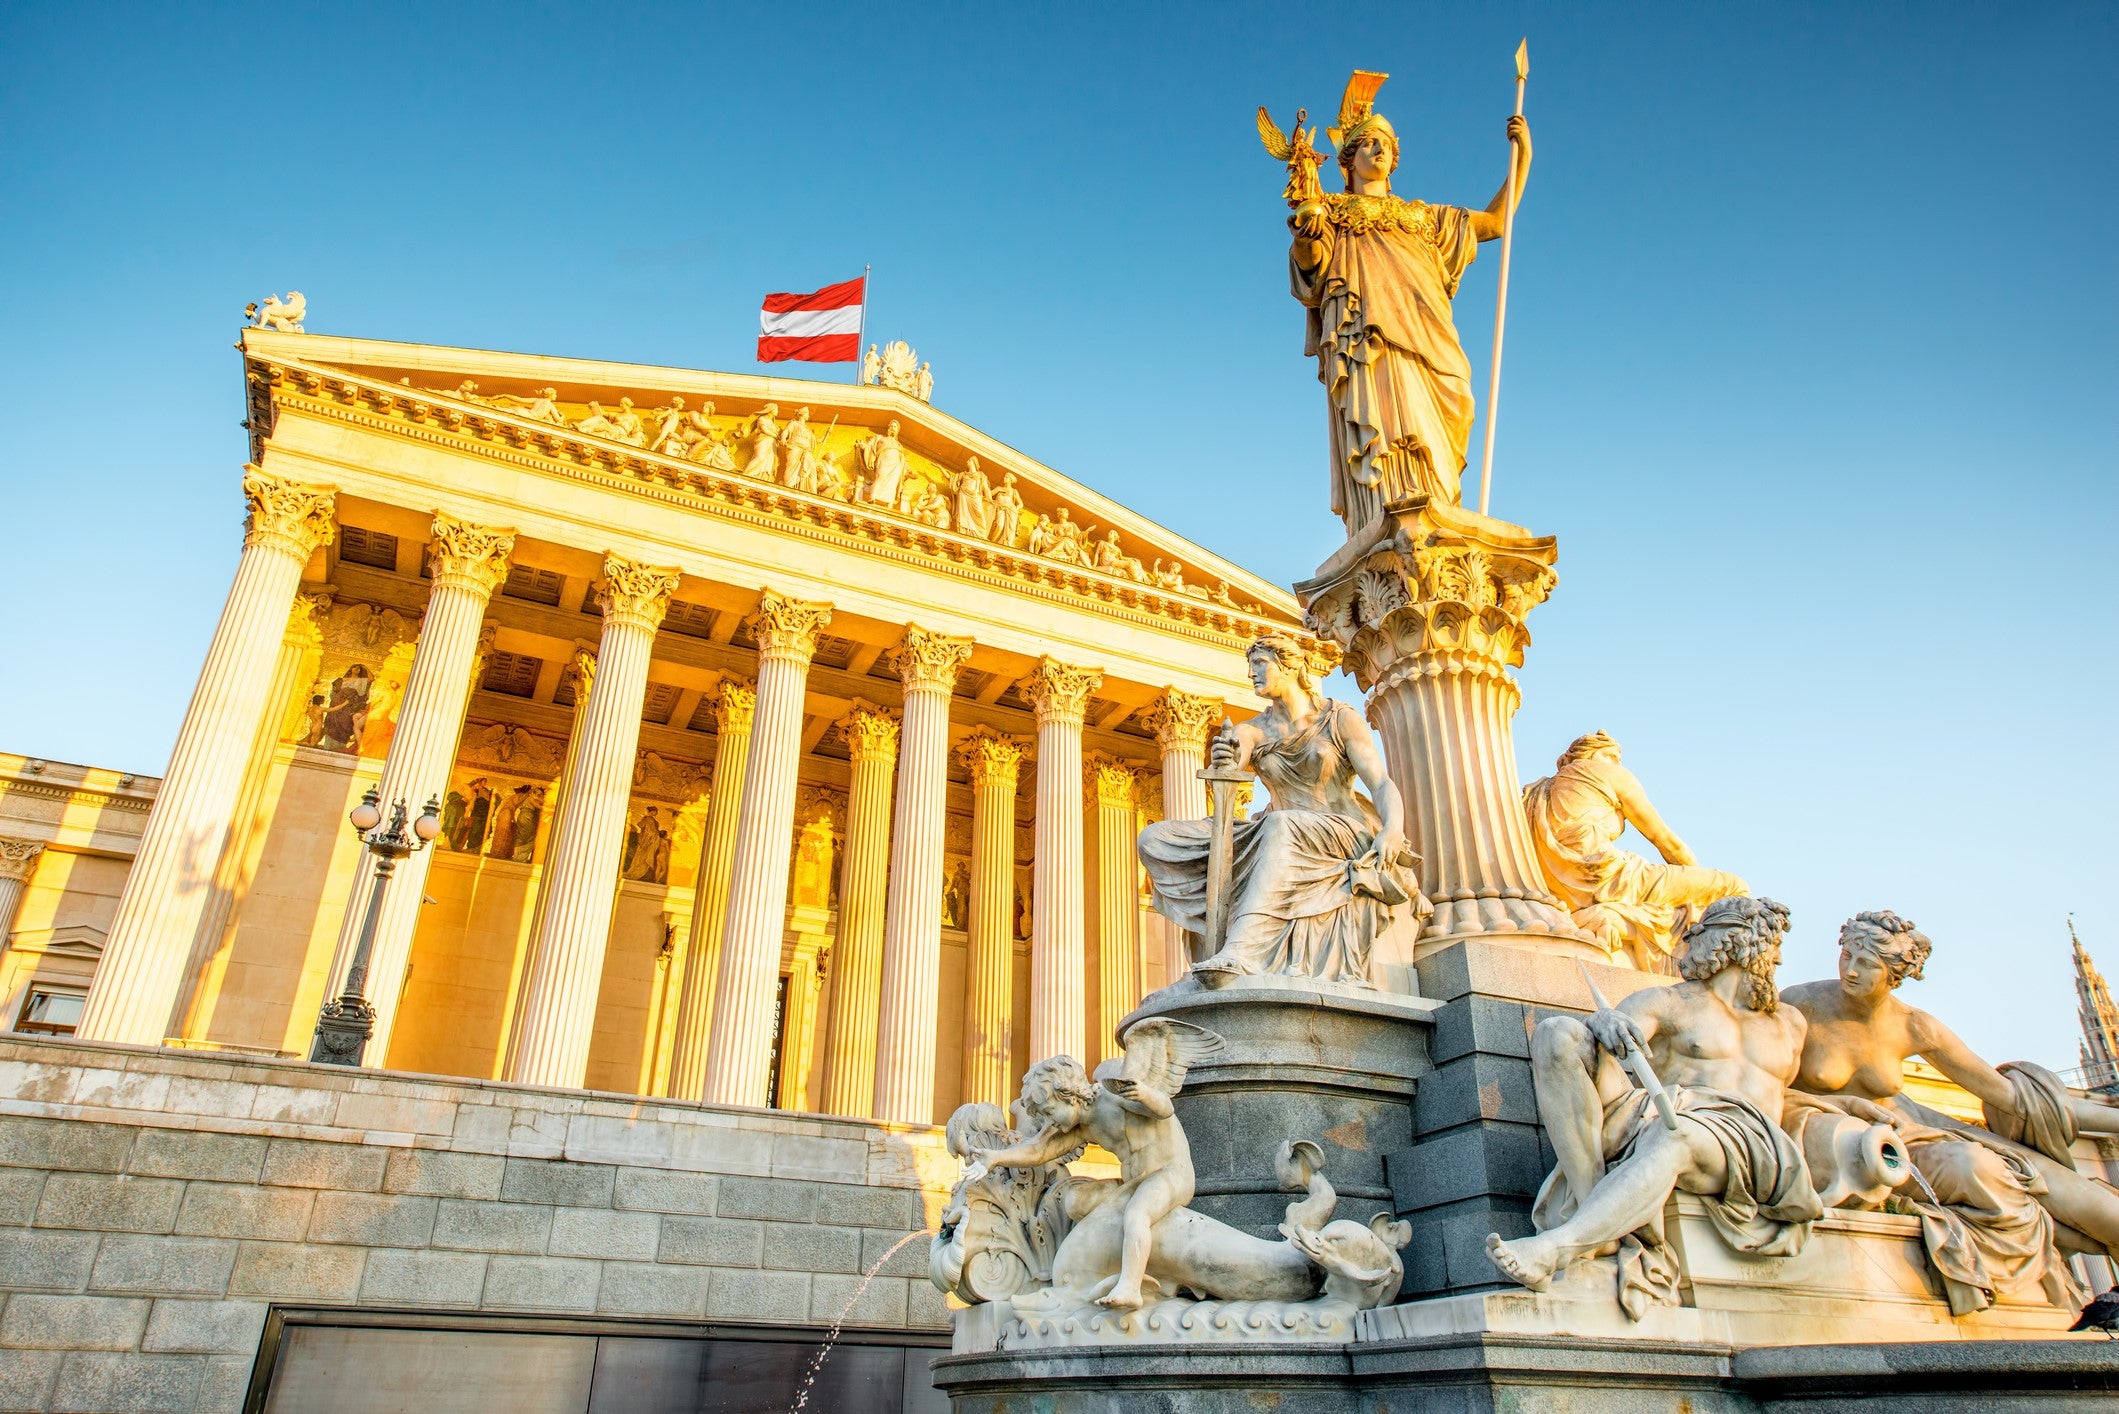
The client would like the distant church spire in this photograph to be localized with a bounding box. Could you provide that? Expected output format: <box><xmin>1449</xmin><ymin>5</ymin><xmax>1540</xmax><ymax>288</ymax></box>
<box><xmin>2073</xmin><ymin>918</ymin><xmax>2119</xmax><ymax>1096</ymax></box>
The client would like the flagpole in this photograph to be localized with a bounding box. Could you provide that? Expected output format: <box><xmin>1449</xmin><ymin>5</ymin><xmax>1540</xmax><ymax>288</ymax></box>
<box><xmin>854</xmin><ymin>263</ymin><xmax>871</xmax><ymax>384</ymax></box>
<box><xmin>1477</xmin><ymin>40</ymin><xmax>1528</xmax><ymax>518</ymax></box>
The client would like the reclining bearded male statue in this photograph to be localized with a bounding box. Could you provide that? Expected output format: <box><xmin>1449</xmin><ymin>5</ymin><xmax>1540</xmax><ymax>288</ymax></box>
<box><xmin>1487</xmin><ymin>896</ymin><xmax>1824</xmax><ymax>1316</ymax></box>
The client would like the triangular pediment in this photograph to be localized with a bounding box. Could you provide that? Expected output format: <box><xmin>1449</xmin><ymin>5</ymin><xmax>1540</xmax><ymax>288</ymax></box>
<box><xmin>243</xmin><ymin>330</ymin><xmax>1301</xmax><ymax>636</ymax></box>
<box><xmin>7</xmin><ymin>924</ymin><xmax>104</xmax><ymax>961</ymax></box>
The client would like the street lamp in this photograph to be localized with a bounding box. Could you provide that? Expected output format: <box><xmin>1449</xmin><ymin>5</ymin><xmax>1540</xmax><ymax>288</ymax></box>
<box><xmin>310</xmin><ymin>787</ymin><xmax>441</xmax><ymax>1066</ymax></box>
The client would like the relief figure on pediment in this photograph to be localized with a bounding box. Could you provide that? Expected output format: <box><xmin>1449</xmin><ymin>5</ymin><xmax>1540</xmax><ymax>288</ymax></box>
<box><xmin>779</xmin><ymin>408</ymin><xmax>824</xmax><ymax>492</ymax></box>
<box><xmin>741</xmin><ymin>405</ymin><xmax>782</xmax><ymax>481</ymax></box>
<box><xmin>858</xmin><ymin>420</ymin><xmax>909</xmax><ymax>510</ymax></box>
<box><xmin>953</xmin><ymin>457</ymin><xmax>994</xmax><ymax>540</ymax></box>
<box><xmin>491</xmin><ymin>387</ymin><xmax>565</xmax><ymax>425</ymax></box>
<box><xmin>1093</xmin><ymin>531</ymin><xmax>1148</xmax><ymax>583</ymax></box>
<box><xmin>989</xmin><ymin>473</ymin><xmax>1025</xmax><ymax>548</ymax></box>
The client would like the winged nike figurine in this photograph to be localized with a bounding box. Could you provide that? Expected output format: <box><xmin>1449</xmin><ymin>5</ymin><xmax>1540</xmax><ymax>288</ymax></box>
<box><xmin>1255</xmin><ymin>105</ymin><xmax>1327</xmax><ymax>211</ymax></box>
<box><xmin>966</xmin><ymin>1018</ymin><xmax>1225</xmax><ymax>1309</ymax></box>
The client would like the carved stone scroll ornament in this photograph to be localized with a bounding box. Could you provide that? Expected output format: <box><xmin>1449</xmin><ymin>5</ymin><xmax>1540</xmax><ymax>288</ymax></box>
<box><xmin>893</xmin><ymin>625</ymin><xmax>973</xmax><ymax>695</ymax></box>
<box><xmin>955</xmin><ymin>728</ymin><xmax>1025</xmax><ymax>788</ymax></box>
<box><xmin>745</xmin><ymin>591</ymin><xmax>834</xmax><ymax>665</ymax></box>
<box><xmin>1139</xmin><ymin>690</ymin><xmax>1220</xmax><ymax>757</ymax></box>
<box><xmin>241</xmin><ymin>466</ymin><xmax>336</xmax><ymax>562</ymax></box>
<box><xmin>1088</xmin><ymin>756</ymin><xmax>1140</xmax><ymax>813</ymax></box>
<box><xmin>595</xmin><ymin>555</ymin><xmax>681</xmax><ymax>633</ymax></box>
<box><xmin>836</xmin><ymin>701</ymin><xmax>901</xmax><ymax>763</ymax></box>
<box><xmin>932</xmin><ymin>1023</ymin><xmax>1413</xmax><ymax>1348</ymax></box>
<box><xmin>559</xmin><ymin>643</ymin><xmax>598</xmax><ymax>708</ymax></box>
<box><xmin>0</xmin><ymin>838</ymin><xmax>44</xmax><ymax>882</ymax></box>
<box><xmin>1017</xmin><ymin>658</ymin><xmax>1103</xmax><ymax>730</ymax></box>
<box><xmin>427</xmin><ymin>514</ymin><xmax>517</xmax><ymax>599</ymax></box>
<box><xmin>711</xmin><ymin>676</ymin><xmax>756</xmax><ymax>735</ymax></box>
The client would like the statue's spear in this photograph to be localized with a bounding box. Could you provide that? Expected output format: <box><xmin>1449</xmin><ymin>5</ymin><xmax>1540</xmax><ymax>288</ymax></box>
<box><xmin>1574</xmin><ymin>959</ymin><xmax>1680</xmax><ymax>1132</ymax></box>
<box><xmin>1477</xmin><ymin>39</ymin><xmax>1530</xmax><ymax>518</ymax></box>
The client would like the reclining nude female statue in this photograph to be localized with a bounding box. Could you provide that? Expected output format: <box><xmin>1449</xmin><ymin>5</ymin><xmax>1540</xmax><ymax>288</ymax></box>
<box><xmin>1783</xmin><ymin>911</ymin><xmax>2119</xmax><ymax>1314</ymax></box>
<box><xmin>1137</xmin><ymin>633</ymin><xmax>1429</xmax><ymax>987</ymax></box>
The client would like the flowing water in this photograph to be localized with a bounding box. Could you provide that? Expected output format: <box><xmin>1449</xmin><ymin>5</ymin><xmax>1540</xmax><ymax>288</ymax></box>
<box><xmin>787</xmin><ymin>1227</ymin><xmax>931</xmax><ymax>1412</ymax></box>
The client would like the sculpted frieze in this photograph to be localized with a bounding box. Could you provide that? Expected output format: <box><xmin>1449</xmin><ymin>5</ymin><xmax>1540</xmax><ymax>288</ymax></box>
<box><xmin>461</xmin><ymin>722</ymin><xmax>565</xmax><ymax>781</ymax></box>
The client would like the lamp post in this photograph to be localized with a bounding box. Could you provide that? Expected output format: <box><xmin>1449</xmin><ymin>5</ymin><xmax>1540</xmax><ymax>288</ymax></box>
<box><xmin>310</xmin><ymin>786</ymin><xmax>441</xmax><ymax>1066</ymax></box>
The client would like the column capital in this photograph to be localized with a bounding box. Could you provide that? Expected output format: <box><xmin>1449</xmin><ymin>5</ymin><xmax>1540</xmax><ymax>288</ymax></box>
<box><xmin>241</xmin><ymin>466</ymin><xmax>336</xmax><ymax>561</ymax></box>
<box><xmin>286</xmin><ymin>592</ymin><xmax>329</xmax><ymax>650</ymax></box>
<box><xmin>955</xmin><ymin>727</ymin><xmax>1025</xmax><ymax>788</ymax></box>
<box><xmin>836</xmin><ymin>700</ymin><xmax>901</xmax><ymax>763</ymax></box>
<box><xmin>428</xmin><ymin>514</ymin><xmax>517</xmax><ymax>598</ymax></box>
<box><xmin>892</xmin><ymin>625</ymin><xmax>973</xmax><ymax>695</ymax></box>
<box><xmin>469</xmin><ymin>623</ymin><xmax>499</xmax><ymax>686</ymax></box>
<box><xmin>0</xmin><ymin>838</ymin><xmax>44</xmax><ymax>882</ymax></box>
<box><xmin>1085</xmin><ymin>754</ymin><xmax>1141</xmax><ymax>811</ymax></box>
<box><xmin>596</xmin><ymin>555</ymin><xmax>681</xmax><ymax>633</ymax></box>
<box><xmin>1018</xmin><ymin>657</ymin><xmax>1103</xmax><ymax>729</ymax></box>
<box><xmin>1140</xmin><ymin>689</ymin><xmax>1220</xmax><ymax>755</ymax></box>
<box><xmin>560</xmin><ymin>641</ymin><xmax>598</xmax><ymax>704</ymax></box>
<box><xmin>713</xmin><ymin>676</ymin><xmax>758</xmax><ymax>735</ymax></box>
<box><xmin>747</xmin><ymin>590</ymin><xmax>834</xmax><ymax>665</ymax></box>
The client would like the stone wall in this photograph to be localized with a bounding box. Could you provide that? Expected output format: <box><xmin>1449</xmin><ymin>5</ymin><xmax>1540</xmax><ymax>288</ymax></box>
<box><xmin>0</xmin><ymin>1035</ymin><xmax>952</xmax><ymax>1413</ymax></box>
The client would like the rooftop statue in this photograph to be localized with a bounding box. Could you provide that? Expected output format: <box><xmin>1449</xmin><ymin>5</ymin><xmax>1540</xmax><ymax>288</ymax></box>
<box><xmin>1265</xmin><ymin>71</ymin><xmax>1531</xmax><ymax>533</ymax></box>
<box><xmin>1139</xmin><ymin>633</ymin><xmax>1428</xmax><ymax>988</ymax></box>
<box><xmin>246</xmin><ymin>291</ymin><xmax>307</xmax><ymax>332</ymax></box>
<box><xmin>1487</xmin><ymin>897</ymin><xmax>1825</xmax><ymax>1317</ymax></box>
<box><xmin>1523</xmin><ymin>731</ymin><xmax>1749</xmax><ymax>972</ymax></box>
<box><xmin>1783</xmin><ymin>911</ymin><xmax>2119</xmax><ymax>1315</ymax></box>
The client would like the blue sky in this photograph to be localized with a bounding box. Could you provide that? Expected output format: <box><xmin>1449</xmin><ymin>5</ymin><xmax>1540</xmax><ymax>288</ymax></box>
<box><xmin>3</xmin><ymin>3</ymin><xmax>2112</xmax><ymax>1067</ymax></box>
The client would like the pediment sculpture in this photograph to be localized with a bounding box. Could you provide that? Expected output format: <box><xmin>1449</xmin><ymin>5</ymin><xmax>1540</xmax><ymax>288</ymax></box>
<box><xmin>931</xmin><ymin>1018</ymin><xmax>1414</xmax><ymax>1346</ymax></box>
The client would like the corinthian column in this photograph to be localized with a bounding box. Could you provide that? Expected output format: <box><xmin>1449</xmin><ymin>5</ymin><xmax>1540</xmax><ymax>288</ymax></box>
<box><xmin>703</xmin><ymin>591</ymin><xmax>833</xmax><ymax>1108</ymax></box>
<box><xmin>667</xmin><ymin>676</ymin><xmax>755</xmax><ymax>1100</ymax></box>
<box><xmin>1020</xmin><ymin>657</ymin><xmax>1101</xmax><ymax>1065</ymax></box>
<box><xmin>319</xmin><ymin>514</ymin><xmax>515</xmax><ymax>1064</ymax></box>
<box><xmin>817</xmin><ymin>702</ymin><xmax>899</xmax><ymax>1117</ymax></box>
<box><xmin>510</xmin><ymin>556</ymin><xmax>680</xmax><ymax>1088</ymax></box>
<box><xmin>1141</xmin><ymin>689</ymin><xmax>1218</xmax><ymax>825</ymax></box>
<box><xmin>872</xmin><ymin>626</ymin><xmax>972</xmax><ymax>1124</ymax></box>
<box><xmin>1087</xmin><ymin>755</ymin><xmax>1143</xmax><ymax>1063</ymax></box>
<box><xmin>1298</xmin><ymin>503</ymin><xmax>1578</xmax><ymax>947</ymax></box>
<box><xmin>955</xmin><ymin>728</ymin><xmax>1023</xmax><ymax>1108</ymax></box>
<box><xmin>79</xmin><ymin>468</ymin><xmax>335</xmax><ymax>1045</ymax></box>
<box><xmin>0</xmin><ymin>840</ymin><xmax>44</xmax><ymax>947</ymax></box>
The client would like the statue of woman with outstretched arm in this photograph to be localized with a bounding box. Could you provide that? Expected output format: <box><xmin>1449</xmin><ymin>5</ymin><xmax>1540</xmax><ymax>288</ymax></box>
<box><xmin>1782</xmin><ymin>911</ymin><xmax>2119</xmax><ymax>1314</ymax></box>
<box><xmin>1137</xmin><ymin>634</ymin><xmax>1429</xmax><ymax>987</ymax></box>
<box><xmin>1288</xmin><ymin>71</ymin><xmax>1531</xmax><ymax>533</ymax></box>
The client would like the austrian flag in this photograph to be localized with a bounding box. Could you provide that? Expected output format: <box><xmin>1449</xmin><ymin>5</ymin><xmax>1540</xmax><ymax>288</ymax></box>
<box><xmin>757</xmin><ymin>275</ymin><xmax>865</xmax><ymax>363</ymax></box>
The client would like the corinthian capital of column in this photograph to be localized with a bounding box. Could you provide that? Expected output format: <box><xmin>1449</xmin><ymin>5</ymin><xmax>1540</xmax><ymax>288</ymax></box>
<box><xmin>1140</xmin><ymin>689</ymin><xmax>1220</xmax><ymax>756</ymax></box>
<box><xmin>597</xmin><ymin>556</ymin><xmax>682</xmax><ymax>633</ymax></box>
<box><xmin>288</xmin><ymin>592</ymin><xmax>330</xmax><ymax>650</ymax></box>
<box><xmin>836</xmin><ymin>700</ymin><xmax>901</xmax><ymax>762</ymax></box>
<box><xmin>747</xmin><ymin>590</ymin><xmax>834</xmax><ymax>663</ymax></box>
<box><xmin>1087</xmin><ymin>754</ymin><xmax>1140</xmax><ymax>812</ymax></box>
<box><xmin>713</xmin><ymin>676</ymin><xmax>758</xmax><ymax>734</ymax></box>
<box><xmin>559</xmin><ymin>641</ymin><xmax>598</xmax><ymax>704</ymax></box>
<box><xmin>1018</xmin><ymin>657</ymin><xmax>1103</xmax><ymax>728</ymax></box>
<box><xmin>0</xmin><ymin>838</ymin><xmax>44</xmax><ymax>882</ymax></box>
<box><xmin>893</xmin><ymin>625</ymin><xmax>973</xmax><ymax>694</ymax></box>
<box><xmin>241</xmin><ymin>466</ymin><xmax>336</xmax><ymax>561</ymax></box>
<box><xmin>954</xmin><ymin>727</ymin><xmax>1024</xmax><ymax>788</ymax></box>
<box><xmin>428</xmin><ymin>514</ymin><xmax>517</xmax><ymax>597</ymax></box>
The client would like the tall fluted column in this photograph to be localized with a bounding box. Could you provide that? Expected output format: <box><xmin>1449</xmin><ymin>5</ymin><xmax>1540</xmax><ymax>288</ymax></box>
<box><xmin>1141</xmin><ymin>689</ymin><xmax>1218</xmax><ymax>825</ymax></box>
<box><xmin>956</xmin><ymin>729</ymin><xmax>1023</xmax><ymax>1108</ymax></box>
<box><xmin>497</xmin><ymin>644</ymin><xmax>594</xmax><ymax>1079</ymax></box>
<box><xmin>818</xmin><ymin>703</ymin><xmax>900</xmax><ymax>1116</ymax></box>
<box><xmin>178</xmin><ymin>592</ymin><xmax>328</xmax><ymax>1040</ymax></box>
<box><xmin>79</xmin><ymin>469</ymin><xmax>335</xmax><ymax>1045</ymax></box>
<box><xmin>703</xmin><ymin>591</ymin><xmax>834</xmax><ymax>1107</ymax></box>
<box><xmin>510</xmin><ymin>556</ymin><xmax>680</xmax><ymax>1088</ymax></box>
<box><xmin>322</xmin><ymin>514</ymin><xmax>515</xmax><ymax>1063</ymax></box>
<box><xmin>1088</xmin><ymin>756</ymin><xmax>1144</xmax><ymax>1063</ymax></box>
<box><xmin>1020</xmin><ymin>657</ymin><xmax>1102</xmax><ymax>1065</ymax></box>
<box><xmin>667</xmin><ymin>677</ymin><xmax>756</xmax><ymax>1099</ymax></box>
<box><xmin>873</xmin><ymin>627</ymin><xmax>972</xmax><ymax>1124</ymax></box>
<box><xmin>0</xmin><ymin>839</ymin><xmax>44</xmax><ymax>949</ymax></box>
<box><xmin>1298</xmin><ymin>503</ymin><xmax>1579</xmax><ymax>947</ymax></box>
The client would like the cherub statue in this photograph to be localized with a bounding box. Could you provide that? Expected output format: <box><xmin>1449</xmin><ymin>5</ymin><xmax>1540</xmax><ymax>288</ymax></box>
<box><xmin>967</xmin><ymin>1018</ymin><xmax>1225</xmax><ymax>1309</ymax></box>
<box><xmin>249</xmin><ymin>292</ymin><xmax>307</xmax><ymax>332</ymax></box>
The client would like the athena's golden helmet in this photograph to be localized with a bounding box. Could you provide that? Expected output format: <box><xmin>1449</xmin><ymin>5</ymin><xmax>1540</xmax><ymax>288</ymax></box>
<box><xmin>1331</xmin><ymin>70</ymin><xmax>1398</xmax><ymax>184</ymax></box>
